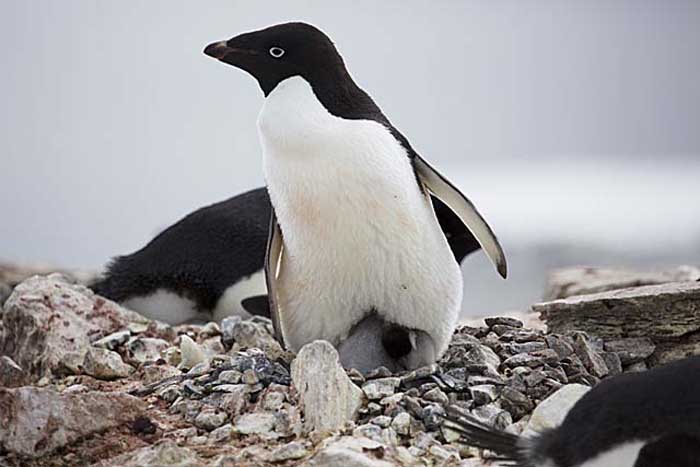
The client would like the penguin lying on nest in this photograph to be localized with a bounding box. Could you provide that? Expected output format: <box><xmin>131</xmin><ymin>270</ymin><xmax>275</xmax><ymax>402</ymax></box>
<box><xmin>203</xmin><ymin>22</ymin><xmax>507</xmax><ymax>371</ymax></box>
<box><xmin>443</xmin><ymin>356</ymin><xmax>700</xmax><ymax>467</ymax></box>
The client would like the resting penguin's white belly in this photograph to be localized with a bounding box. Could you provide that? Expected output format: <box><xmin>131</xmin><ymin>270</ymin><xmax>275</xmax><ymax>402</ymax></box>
<box><xmin>258</xmin><ymin>76</ymin><xmax>462</xmax><ymax>355</ymax></box>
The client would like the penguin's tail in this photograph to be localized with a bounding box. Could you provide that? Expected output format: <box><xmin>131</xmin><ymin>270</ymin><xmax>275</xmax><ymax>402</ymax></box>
<box><xmin>442</xmin><ymin>406</ymin><xmax>536</xmax><ymax>467</ymax></box>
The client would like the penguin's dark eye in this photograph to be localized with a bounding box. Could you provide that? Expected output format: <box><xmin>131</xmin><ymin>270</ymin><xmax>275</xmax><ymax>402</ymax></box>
<box><xmin>269</xmin><ymin>47</ymin><xmax>285</xmax><ymax>58</ymax></box>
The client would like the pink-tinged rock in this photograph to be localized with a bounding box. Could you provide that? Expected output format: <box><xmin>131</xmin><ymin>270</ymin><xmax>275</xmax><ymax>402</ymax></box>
<box><xmin>0</xmin><ymin>386</ymin><xmax>144</xmax><ymax>457</ymax></box>
<box><xmin>0</xmin><ymin>274</ymin><xmax>148</xmax><ymax>380</ymax></box>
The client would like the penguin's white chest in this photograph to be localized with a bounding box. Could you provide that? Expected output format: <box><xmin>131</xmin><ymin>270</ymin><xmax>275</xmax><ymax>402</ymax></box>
<box><xmin>258</xmin><ymin>77</ymin><xmax>462</xmax><ymax>354</ymax></box>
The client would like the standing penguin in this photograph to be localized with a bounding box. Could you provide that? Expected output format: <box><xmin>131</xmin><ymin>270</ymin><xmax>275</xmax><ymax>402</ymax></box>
<box><xmin>204</xmin><ymin>22</ymin><xmax>506</xmax><ymax>371</ymax></box>
<box><xmin>444</xmin><ymin>356</ymin><xmax>700</xmax><ymax>467</ymax></box>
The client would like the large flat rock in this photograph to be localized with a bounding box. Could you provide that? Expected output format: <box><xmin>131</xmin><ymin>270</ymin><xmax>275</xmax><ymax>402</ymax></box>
<box><xmin>543</xmin><ymin>265</ymin><xmax>700</xmax><ymax>300</ymax></box>
<box><xmin>535</xmin><ymin>281</ymin><xmax>700</xmax><ymax>365</ymax></box>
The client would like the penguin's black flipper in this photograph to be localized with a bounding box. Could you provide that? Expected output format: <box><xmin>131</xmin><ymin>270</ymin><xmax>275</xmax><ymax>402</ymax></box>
<box><xmin>241</xmin><ymin>295</ymin><xmax>271</xmax><ymax>318</ymax></box>
<box><xmin>431</xmin><ymin>196</ymin><xmax>481</xmax><ymax>264</ymax></box>
<box><xmin>413</xmin><ymin>155</ymin><xmax>507</xmax><ymax>279</ymax></box>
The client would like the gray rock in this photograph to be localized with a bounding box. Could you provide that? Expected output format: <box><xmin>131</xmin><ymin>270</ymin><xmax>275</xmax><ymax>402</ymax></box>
<box><xmin>308</xmin><ymin>436</ymin><xmax>393</xmax><ymax>467</ymax></box>
<box><xmin>370</xmin><ymin>415</ymin><xmax>393</xmax><ymax>428</ymax></box>
<box><xmin>97</xmin><ymin>440</ymin><xmax>200</xmax><ymax>467</ymax></box>
<box><xmin>217</xmin><ymin>369</ymin><xmax>242</xmax><ymax>384</ymax></box>
<box><xmin>469</xmin><ymin>384</ymin><xmax>498</xmax><ymax>406</ymax></box>
<box><xmin>484</xmin><ymin>316</ymin><xmax>524</xmax><ymax>328</ymax></box>
<box><xmin>0</xmin><ymin>386</ymin><xmax>144</xmax><ymax>457</ymax></box>
<box><xmin>604</xmin><ymin>337</ymin><xmax>656</xmax><ymax>364</ymax></box>
<box><xmin>82</xmin><ymin>347</ymin><xmax>134</xmax><ymax>380</ymax></box>
<box><xmin>291</xmin><ymin>340</ymin><xmax>364</xmax><ymax>433</ymax></box>
<box><xmin>601</xmin><ymin>352</ymin><xmax>622</xmax><ymax>375</ymax></box>
<box><xmin>498</xmin><ymin>387</ymin><xmax>534</xmax><ymax>420</ymax></box>
<box><xmin>93</xmin><ymin>330</ymin><xmax>131</xmax><ymax>350</ymax></box>
<box><xmin>0</xmin><ymin>356</ymin><xmax>29</xmax><ymax>388</ymax></box>
<box><xmin>543</xmin><ymin>265</ymin><xmax>700</xmax><ymax>300</ymax></box>
<box><xmin>353</xmin><ymin>423</ymin><xmax>383</xmax><ymax>441</ymax></box>
<box><xmin>220</xmin><ymin>315</ymin><xmax>242</xmax><ymax>348</ymax></box>
<box><xmin>428</xmin><ymin>444</ymin><xmax>461</xmax><ymax>463</ymax></box>
<box><xmin>472</xmin><ymin>404</ymin><xmax>512</xmax><ymax>430</ymax></box>
<box><xmin>421</xmin><ymin>404</ymin><xmax>446</xmax><ymax>431</ymax></box>
<box><xmin>545</xmin><ymin>334</ymin><xmax>575</xmax><ymax>359</ymax></box>
<box><xmin>233</xmin><ymin>412</ymin><xmax>276</xmax><ymax>435</ymax></box>
<box><xmin>127</xmin><ymin>337</ymin><xmax>170</xmax><ymax>363</ymax></box>
<box><xmin>391</xmin><ymin>412</ymin><xmax>411</xmax><ymax>436</ymax></box>
<box><xmin>157</xmin><ymin>384</ymin><xmax>182</xmax><ymax>403</ymax></box>
<box><xmin>214</xmin><ymin>388</ymin><xmax>250</xmax><ymax>416</ymax></box>
<box><xmin>139</xmin><ymin>363</ymin><xmax>181</xmax><ymax>385</ymax></box>
<box><xmin>229</xmin><ymin>318</ymin><xmax>284</xmax><ymax>360</ymax></box>
<box><xmin>502</xmin><ymin>353</ymin><xmax>543</xmax><ymax>369</ymax></box>
<box><xmin>422</xmin><ymin>387</ymin><xmax>449</xmax><ymax>405</ymax></box>
<box><xmin>0</xmin><ymin>274</ymin><xmax>146</xmax><ymax>381</ymax></box>
<box><xmin>260</xmin><ymin>388</ymin><xmax>286</xmax><ymax>411</ymax></box>
<box><xmin>522</xmin><ymin>384</ymin><xmax>590</xmax><ymax>438</ymax></box>
<box><xmin>194</xmin><ymin>408</ymin><xmax>228</xmax><ymax>431</ymax></box>
<box><xmin>209</xmin><ymin>423</ymin><xmax>233</xmax><ymax>443</ymax></box>
<box><xmin>535</xmin><ymin>281</ymin><xmax>700</xmax><ymax>340</ymax></box>
<box><xmin>269</xmin><ymin>441</ymin><xmax>310</xmax><ymax>462</ymax></box>
<box><xmin>572</xmin><ymin>333</ymin><xmax>609</xmax><ymax>378</ymax></box>
<box><xmin>362</xmin><ymin>377</ymin><xmax>401</xmax><ymax>400</ymax></box>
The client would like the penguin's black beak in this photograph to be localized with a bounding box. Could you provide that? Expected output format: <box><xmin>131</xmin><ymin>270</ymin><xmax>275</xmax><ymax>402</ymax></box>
<box><xmin>203</xmin><ymin>41</ymin><xmax>231</xmax><ymax>60</ymax></box>
<box><xmin>204</xmin><ymin>39</ymin><xmax>259</xmax><ymax>64</ymax></box>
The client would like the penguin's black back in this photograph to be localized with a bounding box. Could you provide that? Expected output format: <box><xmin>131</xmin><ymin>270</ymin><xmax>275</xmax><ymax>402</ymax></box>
<box><xmin>92</xmin><ymin>187</ymin><xmax>271</xmax><ymax>311</ymax></box>
<box><xmin>539</xmin><ymin>355</ymin><xmax>700</xmax><ymax>466</ymax></box>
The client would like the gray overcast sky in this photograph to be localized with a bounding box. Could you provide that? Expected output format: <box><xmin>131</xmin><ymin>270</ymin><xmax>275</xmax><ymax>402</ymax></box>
<box><xmin>1</xmin><ymin>0</ymin><xmax>699</xmax><ymax>271</ymax></box>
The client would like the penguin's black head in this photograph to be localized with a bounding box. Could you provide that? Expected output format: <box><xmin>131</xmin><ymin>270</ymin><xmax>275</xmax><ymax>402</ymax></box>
<box><xmin>204</xmin><ymin>22</ymin><xmax>346</xmax><ymax>96</ymax></box>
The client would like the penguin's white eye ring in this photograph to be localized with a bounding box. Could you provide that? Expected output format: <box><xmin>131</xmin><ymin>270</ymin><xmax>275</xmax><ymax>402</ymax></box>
<box><xmin>269</xmin><ymin>47</ymin><xmax>285</xmax><ymax>58</ymax></box>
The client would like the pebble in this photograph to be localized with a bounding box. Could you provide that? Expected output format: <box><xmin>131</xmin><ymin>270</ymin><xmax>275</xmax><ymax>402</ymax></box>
<box><xmin>370</xmin><ymin>415</ymin><xmax>392</xmax><ymax>428</ymax></box>
<box><xmin>194</xmin><ymin>409</ymin><xmax>228</xmax><ymax>431</ymax></box>
<box><xmin>502</xmin><ymin>353</ymin><xmax>544</xmax><ymax>369</ymax></box>
<box><xmin>390</xmin><ymin>412</ymin><xmax>411</xmax><ymax>436</ymax></box>
<box><xmin>469</xmin><ymin>384</ymin><xmax>498</xmax><ymax>406</ymax></box>
<box><xmin>362</xmin><ymin>377</ymin><xmax>401</xmax><ymax>400</ymax></box>
<box><xmin>484</xmin><ymin>316</ymin><xmax>524</xmax><ymax>328</ymax></box>
<box><xmin>220</xmin><ymin>316</ymin><xmax>242</xmax><ymax>348</ymax></box>
<box><xmin>234</xmin><ymin>412</ymin><xmax>277</xmax><ymax>435</ymax></box>
<box><xmin>93</xmin><ymin>330</ymin><xmax>131</xmax><ymax>350</ymax></box>
<box><xmin>82</xmin><ymin>347</ymin><xmax>133</xmax><ymax>380</ymax></box>
<box><xmin>422</xmin><ymin>387</ymin><xmax>449</xmax><ymax>405</ymax></box>
<box><xmin>209</xmin><ymin>423</ymin><xmax>233</xmax><ymax>443</ymax></box>
<box><xmin>269</xmin><ymin>441</ymin><xmax>309</xmax><ymax>462</ymax></box>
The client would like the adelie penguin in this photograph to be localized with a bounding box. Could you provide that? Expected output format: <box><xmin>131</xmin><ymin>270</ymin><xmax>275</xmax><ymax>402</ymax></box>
<box><xmin>444</xmin><ymin>355</ymin><xmax>700</xmax><ymax>467</ymax></box>
<box><xmin>204</xmin><ymin>22</ymin><xmax>507</xmax><ymax>372</ymax></box>
<box><xmin>92</xmin><ymin>188</ymin><xmax>480</xmax><ymax>324</ymax></box>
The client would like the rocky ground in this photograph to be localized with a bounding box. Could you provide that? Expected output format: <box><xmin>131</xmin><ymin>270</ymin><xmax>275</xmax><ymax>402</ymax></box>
<box><xmin>0</xmin><ymin>264</ymin><xmax>698</xmax><ymax>466</ymax></box>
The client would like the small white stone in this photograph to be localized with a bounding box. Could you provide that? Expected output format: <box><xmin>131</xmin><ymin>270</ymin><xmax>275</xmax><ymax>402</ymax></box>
<box><xmin>179</xmin><ymin>335</ymin><xmax>206</xmax><ymax>370</ymax></box>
